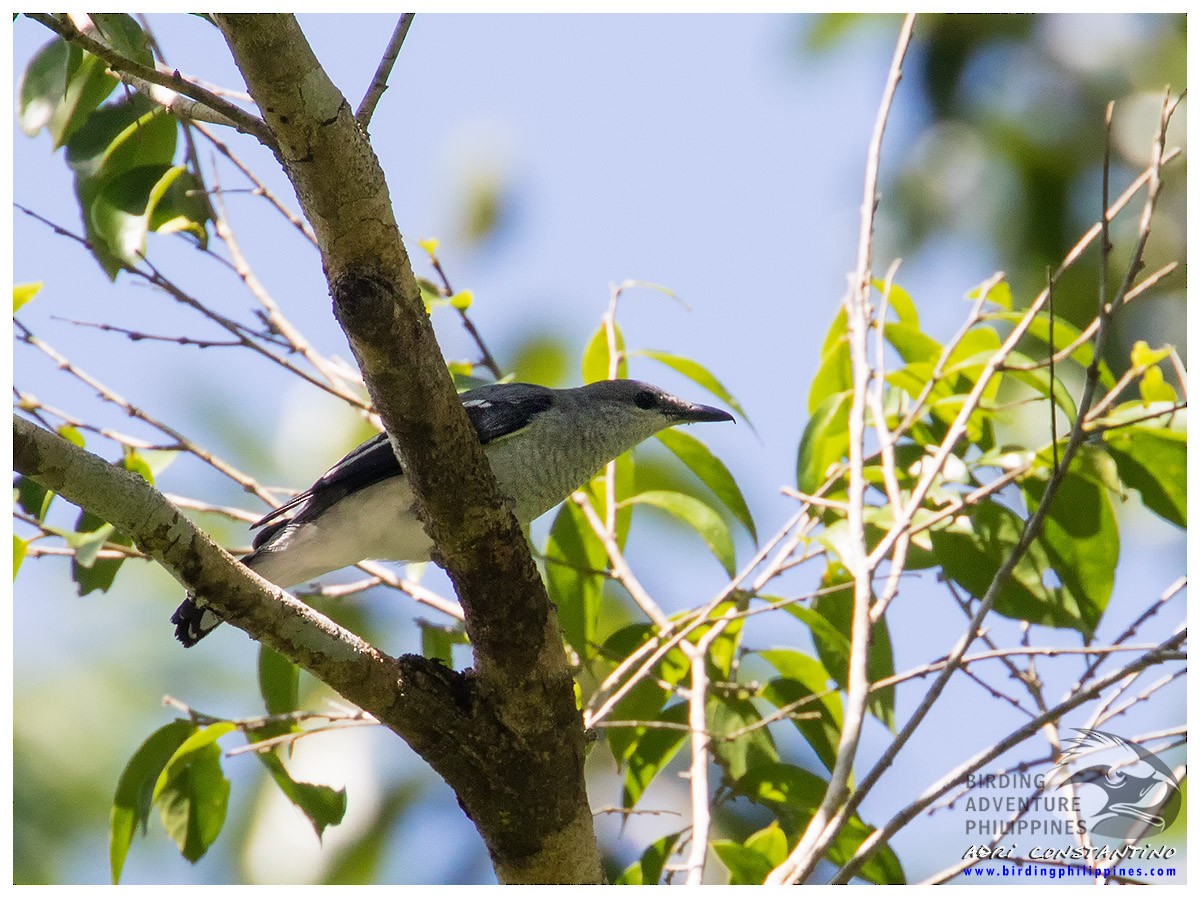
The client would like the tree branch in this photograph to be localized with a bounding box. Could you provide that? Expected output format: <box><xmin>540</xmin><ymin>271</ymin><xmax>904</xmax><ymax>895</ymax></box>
<box><xmin>210</xmin><ymin>13</ymin><xmax>599</xmax><ymax>883</ymax></box>
<box><xmin>12</xmin><ymin>414</ymin><xmax>478</xmax><ymax>767</ymax></box>
<box><xmin>26</xmin><ymin>13</ymin><xmax>277</xmax><ymax>151</ymax></box>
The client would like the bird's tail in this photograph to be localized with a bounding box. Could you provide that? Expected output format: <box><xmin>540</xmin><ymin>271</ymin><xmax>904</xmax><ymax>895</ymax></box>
<box><xmin>171</xmin><ymin>594</ymin><xmax>222</xmax><ymax>647</ymax></box>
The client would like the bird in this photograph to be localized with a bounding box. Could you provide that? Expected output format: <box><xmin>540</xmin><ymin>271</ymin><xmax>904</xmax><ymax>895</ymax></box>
<box><xmin>171</xmin><ymin>379</ymin><xmax>735</xmax><ymax>646</ymax></box>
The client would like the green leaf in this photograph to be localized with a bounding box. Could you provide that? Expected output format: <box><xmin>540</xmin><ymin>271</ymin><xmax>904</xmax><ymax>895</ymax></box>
<box><xmin>544</xmin><ymin>499</ymin><xmax>607</xmax><ymax>659</ymax></box>
<box><xmin>51</xmin><ymin>46</ymin><xmax>119</xmax><ymax>148</ymax></box>
<box><xmin>814</xmin><ymin>566</ymin><xmax>896</xmax><ymax>730</ymax></box>
<box><xmin>796</xmin><ymin>391</ymin><xmax>851</xmax><ymax>495</ymax></box>
<box><xmin>931</xmin><ymin>498</ymin><xmax>1106</xmax><ymax>639</ymax></box>
<box><xmin>258</xmin><ymin>645</ymin><xmax>300</xmax><ymax>718</ymax></box>
<box><xmin>255</xmin><ymin>751</ymin><xmax>347</xmax><ymax>841</ymax></box>
<box><xmin>756</xmin><ymin>646</ymin><xmax>843</xmax><ymax>772</ymax></box>
<box><xmin>110</xmin><ymin>719</ymin><xmax>196</xmax><ymax>883</ymax></box>
<box><xmin>732</xmin><ymin>761</ymin><xmax>905</xmax><ymax>884</ymax></box>
<box><xmin>13</xmin><ymin>534</ymin><xmax>28</xmax><ymax>579</ymax></box>
<box><xmin>601</xmin><ymin>623</ymin><xmax>689</xmax><ymax>763</ymax></box>
<box><xmin>746</xmin><ymin>820</ymin><xmax>789</xmax><ymax>866</ymax></box>
<box><xmin>622</xmin><ymin>702</ymin><xmax>689</xmax><ymax>808</ymax></box>
<box><xmin>581</xmin><ymin>320</ymin><xmax>626</xmax><ymax>383</ymax></box>
<box><xmin>655</xmin><ymin>428</ymin><xmax>757</xmax><ymax>542</ymax></box>
<box><xmin>807</xmin><ymin>322</ymin><xmax>852</xmax><ymax>415</ymax></box>
<box><xmin>90</xmin><ymin>164</ymin><xmax>198</xmax><ymax>268</ymax></box>
<box><xmin>967</xmin><ymin>277</ymin><xmax>1013</xmax><ymax>310</ymax></box>
<box><xmin>620</xmin><ymin>490</ymin><xmax>736</xmax><ymax>577</ymax></box>
<box><xmin>66</xmin><ymin>96</ymin><xmax>173</xmax><ymax>180</ymax></box>
<box><xmin>711</xmin><ymin>838</ymin><xmax>775</xmax><ymax>884</ymax></box>
<box><xmin>1130</xmin><ymin>340</ymin><xmax>1172</xmax><ymax>368</ymax></box>
<box><xmin>1020</xmin><ymin>458</ymin><xmax>1118</xmax><ymax>639</ymax></box>
<box><xmin>630</xmin><ymin>350</ymin><xmax>751</xmax><ymax>427</ymax></box>
<box><xmin>1138</xmin><ymin>365</ymin><xmax>1177</xmax><ymax>405</ymax></box>
<box><xmin>1104</xmin><ymin>426</ymin><xmax>1186</xmax><ymax>527</ymax></box>
<box><xmin>872</xmin><ymin>278</ymin><xmax>919</xmax><ymax>326</ymax></box>
<box><xmin>68</xmin><ymin>508</ymin><xmax>132</xmax><ymax>595</ymax></box>
<box><xmin>884</xmin><ymin>322</ymin><xmax>942</xmax><ymax>366</ymax></box>
<box><xmin>90</xmin><ymin>14</ymin><xmax>153</xmax><ymax>67</ymax></box>
<box><xmin>420</xmin><ymin>623</ymin><xmax>454</xmax><ymax>665</ymax></box>
<box><xmin>152</xmin><ymin>723</ymin><xmax>235</xmax><ymax>864</ymax></box>
<box><xmin>710</xmin><ymin>694</ymin><xmax>778</xmax><ymax>781</ymax></box>
<box><xmin>986</xmin><ymin>310</ymin><xmax>1115</xmax><ymax>389</ymax></box>
<box><xmin>13</xmin><ymin>281</ymin><xmax>43</xmax><ymax>313</ymax></box>
<box><xmin>1001</xmin><ymin>350</ymin><xmax>1078</xmax><ymax>422</ymax></box>
<box><xmin>18</xmin><ymin>37</ymin><xmax>72</xmax><ymax>136</ymax></box>
<box><xmin>14</xmin><ymin>475</ymin><xmax>53</xmax><ymax>522</ymax></box>
<box><xmin>617</xmin><ymin>832</ymin><xmax>681</xmax><ymax>885</ymax></box>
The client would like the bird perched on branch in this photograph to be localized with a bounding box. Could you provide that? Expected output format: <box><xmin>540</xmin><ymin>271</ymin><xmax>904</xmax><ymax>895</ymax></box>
<box><xmin>172</xmin><ymin>379</ymin><xmax>734</xmax><ymax>646</ymax></box>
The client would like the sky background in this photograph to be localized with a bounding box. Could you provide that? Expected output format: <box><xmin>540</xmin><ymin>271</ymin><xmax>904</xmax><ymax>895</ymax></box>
<box><xmin>9</xmin><ymin>13</ymin><xmax>1188</xmax><ymax>884</ymax></box>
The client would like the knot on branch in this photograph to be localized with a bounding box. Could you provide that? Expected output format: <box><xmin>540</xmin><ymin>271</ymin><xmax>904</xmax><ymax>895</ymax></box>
<box><xmin>331</xmin><ymin>269</ymin><xmax>397</xmax><ymax>331</ymax></box>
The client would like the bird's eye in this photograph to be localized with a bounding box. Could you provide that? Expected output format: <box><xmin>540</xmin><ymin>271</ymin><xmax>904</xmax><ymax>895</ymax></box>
<box><xmin>634</xmin><ymin>390</ymin><xmax>657</xmax><ymax>410</ymax></box>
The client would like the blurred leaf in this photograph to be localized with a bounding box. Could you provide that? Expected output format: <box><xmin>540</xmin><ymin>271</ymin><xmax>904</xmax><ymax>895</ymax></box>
<box><xmin>1103</xmin><ymin>425</ymin><xmax>1186</xmax><ymax>528</ymax></box>
<box><xmin>582</xmin><ymin>320</ymin><xmax>626</xmax><ymax>383</ymax></box>
<box><xmin>796</xmin><ymin>391</ymin><xmax>850</xmax><ymax>495</ymax></box>
<box><xmin>884</xmin><ymin>322</ymin><xmax>942</xmax><ymax>366</ymax></box>
<box><xmin>733</xmin><ymin>760</ymin><xmax>904</xmax><ymax>883</ymax></box>
<box><xmin>710</xmin><ymin>694</ymin><xmax>778</xmax><ymax>781</ymax></box>
<box><xmin>322</xmin><ymin>780</ymin><xmax>425</xmax><ymax>884</ymax></box>
<box><xmin>631</xmin><ymin>350</ymin><xmax>751</xmax><ymax>427</ymax></box>
<box><xmin>621</xmin><ymin>702</ymin><xmax>689</xmax><ymax>809</ymax></box>
<box><xmin>110</xmin><ymin>719</ymin><xmax>196</xmax><ymax>883</ymax></box>
<box><xmin>757</xmin><ymin>646</ymin><xmax>843</xmax><ymax>772</ymax></box>
<box><xmin>1020</xmin><ymin>459</ymin><xmax>1118</xmax><ymax>640</ymax></box>
<box><xmin>13</xmin><ymin>281</ymin><xmax>43</xmax><ymax>313</ymax></box>
<box><xmin>417</xmin><ymin>236</ymin><xmax>439</xmax><ymax>257</ymax></box>
<box><xmin>20</xmin><ymin>38</ymin><xmax>117</xmax><ymax>146</ymax></box>
<box><xmin>1138</xmin><ymin>365</ymin><xmax>1176</xmax><ymax>405</ymax></box>
<box><xmin>90</xmin><ymin>14</ymin><xmax>153</xmax><ymax>67</ymax></box>
<box><xmin>711</xmin><ymin>838</ymin><xmax>774</xmax><ymax>885</ymax></box>
<box><xmin>746</xmin><ymin>820</ymin><xmax>789</xmax><ymax>865</ymax></box>
<box><xmin>69</xmin><ymin>508</ymin><xmax>132</xmax><ymax>595</ymax></box>
<box><xmin>255</xmin><ymin>750</ymin><xmax>347</xmax><ymax>841</ymax></box>
<box><xmin>13</xmin><ymin>535</ymin><xmax>28</xmax><ymax>579</ymax></box>
<box><xmin>617</xmin><ymin>831</ymin><xmax>680</xmax><ymax>885</ymax></box>
<box><xmin>621</xmin><ymin>490</ymin><xmax>736</xmax><ymax>577</ymax></box>
<box><xmin>931</xmin><ymin>497</ymin><xmax>1105</xmax><ymax>638</ymax></box>
<box><xmin>18</xmin><ymin>37</ymin><xmax>72</xmax><ymax>136</ymax></box>
<box><xmin>152</xmin><ymin>723</ymin><xmax>235</xmax><ymax>864</ymax></box>
<box><xmin>655</xmin><ymin>427</ymin><xmax>757</xmax><ymax>542</ymax></box>
<box><xmin>966</xmin><ymin>277</ymin><xmax>1013</xmax><ymax>310</ymax></box>
<box><xmin>814</xmin><ymin>565</ymin><xmax>895</xmax><ymax>730</ymax></box>
<box><xmin>258</xmin><ymin>645</ymin><xmax>299</xmax><ymax>718</ymax></box>
<box><xmin>420</xmin><ymin>623</ymin><xmax>454</xmax><ymax>665</ymax></box>
<box><xmin>57</xmin><ymin>424</ymin><xmax>85</xmax><ymax>447</ymax></box>
<box><xmin>507</xmin><ymin>331</ymin><xmax>571</xmax><ymax>386</ymax></box>
<box><xmin>1001</xmin><ymin>350</ymin><xmax>1078</xmax><ymax>422</ymax></box>
<box><xmin>448</xmin><ymin>289</ymin><xmax>473</xmax><ymax>311</ymax></box>
<box><xmin>15</xmin><ymin>475</ymin><xmax>53</xmax><ymax>522</ymax></box>
<box><xmin>544</xmin><ymin>499</ymin><xmax>606</xmax><ymax>659</ymax></box>
<box><xmin>602</xmin><ymin>622</ymin><xmax>689</xmax><ymax>763</ymax></box>
<box><xmin>873</xmin><ymin>278</ymin><xmax>919</xmax><ymax>326</ymax></box>
<box><xmin>1130</xmin><ymin>340</ymin><xmax>1172</xmax><ymax>368</ymax></box>
<box><xmin>987</xmin><ymin>310</ymin><xmax>1115</xmax><ymax>389</ymax></box>
<box><xmin>808</xmin><ymin>324</ymin><xmax>852</xmax><ymax>415</ymax></box>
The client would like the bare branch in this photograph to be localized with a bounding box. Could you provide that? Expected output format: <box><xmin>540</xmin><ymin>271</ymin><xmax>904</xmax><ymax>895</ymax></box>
<box><xmin>356</xmin><ymin>14</ymin><xmax>415</xmax><ymax>130</ymax></box>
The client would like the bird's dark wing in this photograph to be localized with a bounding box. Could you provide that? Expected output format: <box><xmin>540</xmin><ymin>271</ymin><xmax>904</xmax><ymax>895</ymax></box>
<box><xmin>249</xmin><ymin>385</ymin><xmax>553</xmax><ymax>547</ymax></box>
<box><xmin>462</xmin><ymin>383</ymin><xmax>555</xmax><ymax>444</ymax></box>
<box><xmin>251</xmin><ymin>432</ymin><xmax>401</xmax><ymax>545</ymax></box>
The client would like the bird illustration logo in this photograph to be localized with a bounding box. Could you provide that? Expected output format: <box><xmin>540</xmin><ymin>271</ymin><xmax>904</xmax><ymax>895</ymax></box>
<box><xmin>1048</xmin><ymin>729</ymin><xmax>1182</xmax><ymax>840</ymax></box>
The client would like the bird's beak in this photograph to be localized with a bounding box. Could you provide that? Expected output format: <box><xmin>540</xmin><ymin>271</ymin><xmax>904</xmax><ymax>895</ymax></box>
<box><xmin>676</xmin><ymin>401</ymin><xmax>735</xmax><ymax>424</ymax></box>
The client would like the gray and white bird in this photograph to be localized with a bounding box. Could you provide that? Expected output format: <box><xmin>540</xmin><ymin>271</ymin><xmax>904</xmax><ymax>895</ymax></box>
<box><xmin>172</xmin><ymin>379</ymin><xmax>734</xmax><ymax>646</ymax></box>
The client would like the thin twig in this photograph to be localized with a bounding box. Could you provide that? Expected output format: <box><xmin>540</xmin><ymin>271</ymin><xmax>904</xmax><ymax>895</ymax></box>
<box><xmin>356</xmin><ymin>14</ymin><xmax>415</xmax><ymax>130</ymax></box>
<box><xmin>27</xmin><ymin>13</ymin><xmax>276</xmax><ymax>150</ymax></box>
